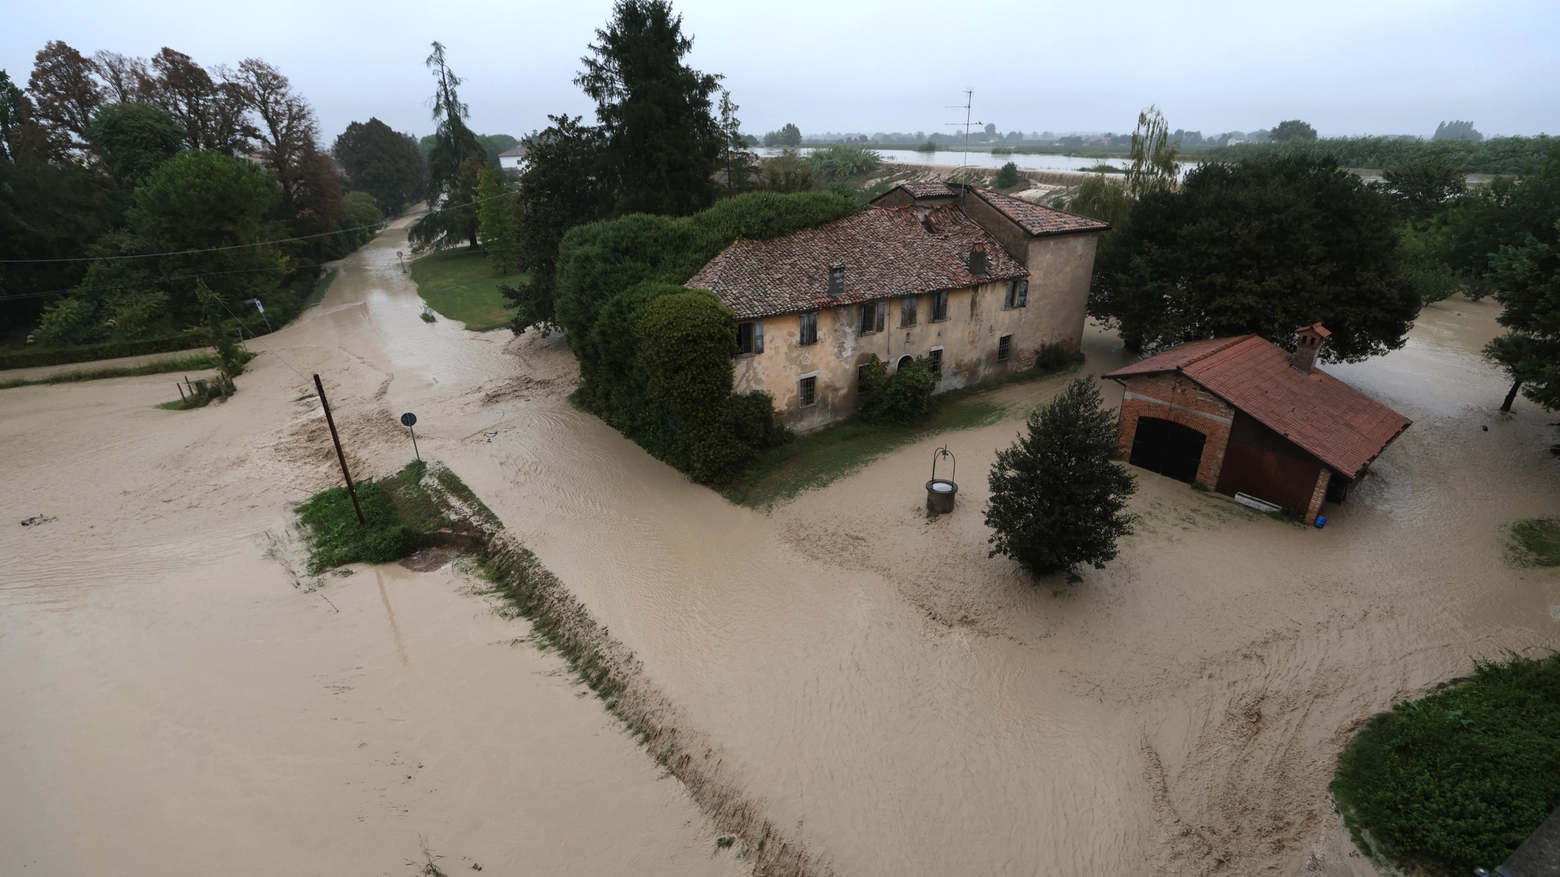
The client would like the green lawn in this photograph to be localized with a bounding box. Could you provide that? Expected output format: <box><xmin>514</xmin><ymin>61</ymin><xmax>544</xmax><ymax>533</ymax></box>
<box><xmin>724</xmin><ymin>361</ymin><xmax>1081</xmax><ymax>510</ymax></box>
<box><xmin>409</xmin><ymin>249</ymin><xmax>522</xmax><ymax>331</ymax></box>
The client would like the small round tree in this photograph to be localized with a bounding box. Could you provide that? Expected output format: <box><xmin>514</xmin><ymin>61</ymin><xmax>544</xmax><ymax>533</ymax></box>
<box><xmin>985</xmin><ymin>378</ymin><xmax>1137</xmax><ymax>578</ymax></box>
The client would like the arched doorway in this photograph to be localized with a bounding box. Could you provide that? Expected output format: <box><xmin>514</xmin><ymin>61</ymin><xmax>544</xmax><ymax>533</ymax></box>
<box><xmin>896</xmin><ymin>355</ymin><xmax>914</xmax><ymax>372</ymax></box>
<box><xmin>1129</xmin><ymin>417</ymin><xmax>1207</xmax><ymax>483</ymax></box>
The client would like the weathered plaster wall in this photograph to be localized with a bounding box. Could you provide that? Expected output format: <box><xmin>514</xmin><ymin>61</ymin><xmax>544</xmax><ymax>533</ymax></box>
<box><xmin>1024</xmin><ymin>233</ymin><xmax>1097</xmax><ymax>352</ymax></box>
<box><xmin>733</xmin><ymin>280</ymin><xmax>1048</xmax><ymax>433</ymax></box>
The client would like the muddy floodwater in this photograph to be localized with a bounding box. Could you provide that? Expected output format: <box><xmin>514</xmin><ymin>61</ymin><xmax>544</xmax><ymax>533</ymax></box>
<box><xmin>4</xmin><ymin>214</ymin><xmax>1557</xmax><ymax>876</ymax></box>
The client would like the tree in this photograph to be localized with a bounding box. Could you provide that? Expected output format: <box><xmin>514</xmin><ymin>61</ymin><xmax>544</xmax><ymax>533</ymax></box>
<box><xmin>1477</xmin><ymin>148</ymin><xmax>1560</xmax><ymax>411</ymax></box>
<box><xmin>1433</xmin><ymin>120</ymin><xmax>1483</xmax><ymax>143</ymax></box>
<box><xmin>1378</xmin><ymin>155</ymin><xmax>1468</xmax><ymax>220</ymax></box>
<box><xmin>85</xmin><ymin>102</ymin><xmax>184</xmax><ymax>186</ymax></box>
<box><xmin>759</xmin><ymin>149</ymin><xmax>814</xmax><ymax>192</ymax></box>
<box><xmin>91</xmin><ymin>51</ymin><xmax>149</xmax><ymax>103</ymax></box>
<box><xmin>333</xmin><ymin>118</ymin><xmax>425</xmax><ymax>213</ymax></box>
<box><xmin>983</xmin><ymin>122</ymin><xmax>996</xmax><ymax>136</ymax></box>
<box><xmin>505</xmin><ymin>115</ymin><xmax>612</xmax><ymax>334</ymax></box>
<box><xmin>576</xmin><ymin>0</ymin><xmax>724</xmax><ymax>216</ymax></box>
<box><xmin>763</xmin><ymin>123</ymin><xmax>802</xmax><ymax>147</ymax></box>
<box><xmin>411</xmin><ymin>42</ymin><xmax>487</xmax><ymax>250</ymax></box>
<box><xmin>1090</xmin><ymin>154</ymin><xmax>1421</xmax><ymax>360</ymax></box>
<box><xmin>985</xmin><ymin>378</ymin><xmax>1137</xmax><ymax>578</ymax></box>
<box><xmin>716</xmin><ymin>89</ymin><xmax>756</xmax><ymax>190</ymax></box>
<box><xmin>856</xmin><ymin>354</ymin><xmax>936</xmax><ymax>424</ymax></box>
<box><xmin>143</xmin><ymin>48</ymin><xmax>255</xmax><ymax>154</ymax></box>
<box><xmin>1</xmin><ymin>69</ymin><xmax>31</xmax><ymax>161</ymax></box>
<box><xmin>1271</xmin><ymin>119</ymin><xmax>1317</xmax><ymax>142</ymax></box>
<box><xmin>994</xmin><ymin>161</ymin><xmax>1020</xmax><ymax>189</ymax></box>
<box><xmin>25</xmin><ymin>40</ymin><xmax>104</xmax><ymax>156</ymax></box>
<box><xmin>476</xmin><ymin>164</ymin><xmax>519</xmax><ymax>274</ymax></box>
<box><xmin>1125</xmin><ymin>105</ymin><xmax>1178</xmax><ymax>198</ymax></box>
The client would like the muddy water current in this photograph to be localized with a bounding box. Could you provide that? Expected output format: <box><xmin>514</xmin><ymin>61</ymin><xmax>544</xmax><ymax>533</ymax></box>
<box><xmin>4</xmin><ymin>215</ymin><xmax>1557</xmax><ymax>876</ymax></box>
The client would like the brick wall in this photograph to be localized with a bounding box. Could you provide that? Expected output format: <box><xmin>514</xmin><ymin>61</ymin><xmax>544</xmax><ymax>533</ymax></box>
<box><xmin>1303</xmin><ymin>468</ymin><xmax>1330</xmax><ymax>524</ymax></box>
<box><xmin>1116</xmin><ymin>373</ymin><xmax>1235</xmax><ymax>489</ymax></box>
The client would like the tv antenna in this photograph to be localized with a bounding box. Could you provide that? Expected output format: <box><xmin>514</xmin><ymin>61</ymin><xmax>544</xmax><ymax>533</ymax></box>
<box><xmin>944</xmin><ymin>89</ymin><xmax>984</xmax><ymax>203</ymax></box>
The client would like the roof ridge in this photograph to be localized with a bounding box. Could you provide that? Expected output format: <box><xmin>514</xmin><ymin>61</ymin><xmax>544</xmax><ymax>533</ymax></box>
<box><xmin>1181</xmin><ymin>333</ymin><xmax>1263</xmax><ymax>366</ymax></box>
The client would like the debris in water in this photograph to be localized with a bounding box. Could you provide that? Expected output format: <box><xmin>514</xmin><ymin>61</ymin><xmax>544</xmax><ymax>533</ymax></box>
<box><xmin>485</xmin><ymin>431</ymin><xmax>498</xmax><ymax>442</ymax></box>
<box><xmin>20</xmin><ymin>514</ymin><xmax>56</xmax><ymax>527</ymax></box>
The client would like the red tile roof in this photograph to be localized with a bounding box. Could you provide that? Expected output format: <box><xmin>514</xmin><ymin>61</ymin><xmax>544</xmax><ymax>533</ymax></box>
<box><xmin>970</xmin><ymin>187</ymin><xmax>1111</xmax><ymax>237</ymax></box>
<box><xmin>1105</xmin><ymin>335</ymin><xmax>1411</xmax><ymax>478</ymax></box>
<box><xmin>687</xmin><ymin>206</ymin><xmax>1028</xmax><ymax>320</ymax></box>
<box><xmin>898</xmin><ymin>181</ymin><xmax>958</xmax><ymax>199</ymax></box>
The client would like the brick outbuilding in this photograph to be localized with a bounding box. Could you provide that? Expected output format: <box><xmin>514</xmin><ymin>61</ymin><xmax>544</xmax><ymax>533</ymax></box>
<box><xmin>1104</xmin><ymin>325</ymin><xmax>1412</xmax><ymax>524</ymax></box>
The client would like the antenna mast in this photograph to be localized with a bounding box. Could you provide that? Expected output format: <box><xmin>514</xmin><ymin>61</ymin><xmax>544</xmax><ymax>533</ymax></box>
<box><xmin>944</xmin><ymin>89</ymin><xmax>983</xmax><ymax>206</ymax></box>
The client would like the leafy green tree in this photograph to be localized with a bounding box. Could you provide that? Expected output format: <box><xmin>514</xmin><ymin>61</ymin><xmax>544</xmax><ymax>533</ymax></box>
<box><xmin>1125</xmin><ymin>105</ymin><xmax>1178</xmax><ymax>198</ymax></box>
<box><xmin>476</xmin><ymin>164</ymin><xmax>519</xmax><ymax>274</ymax></box>
<box><xmin>85</xmin><ymin>102</ymin><xmax>184</xmax><ymax>186</ymax></box>
<box><xmin>475</xmin><ymin>132</ymin><xmax>518</xmax><ymax>167</ymax></box>
<box><xmin>0</xmin><ymin>69</ymin><xmax>28</xmax><ymax>161</ymax></box>
<box><xmin>985</xmin><ymin>378</ymin><xmax>1137</xmax><ymax>578</ymax></box>
<box><xmin>1271</xmin><ymin>119</ymin><xmax>1317</xmax><ymax>142</ymax></box>
<box><xmin>1378</xmin><ymin>154</ymin><xmax>1468</xmax><ymax>220</ymax></box>
<box><xmin>1483</xmin><ymin>216</ymin><xmax>1560</xmax><ymax>411</ymax></box>
<box><xmin>333</xmin><ymin>117</ymin><xmax>425</xmax><ymax>214</ymax></box>
<box><xmin>326</xmin><ymin>191</ymin><xmax>384</xmax><ymax>258</ymax></box>
<box><xmin>1068</xmin><ymin>174</ymin><xmax>1130</xmax><ymax>228</ymax></box>
<box><xmin>994</xmin><ymin>161</ymin><xmax>1021</xmax><ymax>189</ymax></box>
<box><xmin>759</xmin><ymin>149</ymin><xmax>815</xmax><ymax>192</ymax></box>
<box><xmin>411</xmin><ymin>42</ymin><xmax>486</xmax><ymax>250</ymax></box>
<box><xmin>504</xmin><ymin>114</ymin><xmax>612</xmax><ymax>334</ymax></box>
<box><xmin>857</xmin><ymin>354</ymin><xmax>936</xmax><ymax>424</ymax></box>
<box><xmin>716</xmin><ymin>89</ymin><xmax>756</xmax><ymax>190</ymax></box>
<box><xmin>1433</xmin><ymin>120</ymin><xmax>1483</xmax><ymax>142</ymax></box>
<box><xmin>764</xmin><ymin>123</ymin><xmax>802</xmax><ymax>147</ymax></box>
<box><xmin>576</xmin><ymin>0</ymin><xmax>724</xmax><ymax>217</ymax></box>
<box><xmin>1091</xmin><ymin>154</ymin><xmax>1420</xmax><ymax>360</ymax></box>
<box><xmin>196</xmin><ymin>280</ymin><xmax>244</xmax><ymax>382</ymax></box>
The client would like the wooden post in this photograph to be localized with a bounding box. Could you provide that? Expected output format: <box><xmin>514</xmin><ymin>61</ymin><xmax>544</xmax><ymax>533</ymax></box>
<box><xmin>313</xmin><ymin>373</ymin><xmax>365</xmax><ymax>525</ymax></box>
<box><xmin>176</xmin><ymin>382</ymin><xmax>186</xmax><ymax>402</ymax></box>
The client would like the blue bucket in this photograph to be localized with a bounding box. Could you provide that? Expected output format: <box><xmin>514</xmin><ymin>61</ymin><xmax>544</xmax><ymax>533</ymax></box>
<box><xmin>1314</xmin><ymin>515</ymin><xmax>1328</xmax><ymax>529</ymax></box>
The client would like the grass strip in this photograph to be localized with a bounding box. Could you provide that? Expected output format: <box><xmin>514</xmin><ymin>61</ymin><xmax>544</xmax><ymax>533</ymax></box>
<box><xmin>1332</xmin><ymin>652</ymin><xmax>1560</xmax><ymax>876</ymax></box>
<box><xmin>408</xmin><ymin>249</ymin><xmax>522</xmax><ymax>331</ymax></box>
<box><xmin>1506</xmin><ymin>517</ymin><xmax>1560</xmax><ymax>566</ymax></box>
<box><xmin>294</xmin><ymin>460</ymin><xmax>477</xmax><ymax>573</ymax></box>
<box><xmin>725</xmin><ymin>356</ymin><xmax>1082</xmax><ymax>509</ymax></box>
<box><xmin>0</xmin><ymin>351</ymin><xmax>249</xmax><ymax>390</ymax></box>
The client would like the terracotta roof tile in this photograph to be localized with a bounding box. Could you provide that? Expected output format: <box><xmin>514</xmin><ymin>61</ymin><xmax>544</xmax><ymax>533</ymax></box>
<box><xmin>970</xmin><ymin>187</ymin><xmax>1111</xmax><ymax>237</ymax></box>
<box><xmin>899</xmin><ymin>181</ymin><xmax>957</xmax><ymax>199</ymax></box>
<box><xmin>687</xmin><ymin>206</ymin><xmax>1028</xmax><ymax>320</ymax></box>
<box><xmin>1106</xmin><ymin>335</ymin><xmax>1411</xmax><ymax>478</ymax></box>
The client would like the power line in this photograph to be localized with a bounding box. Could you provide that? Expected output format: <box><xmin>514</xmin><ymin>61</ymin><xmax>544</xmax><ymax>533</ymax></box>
<box><xmin>0</xmin><ymin>264</ymin><xmax>302</xmax><ymax>303</ymax></box>
<box><xmin>0</xmin><ymin>192</ymin><xmax>511</xmax><ymax>265</ymax></box>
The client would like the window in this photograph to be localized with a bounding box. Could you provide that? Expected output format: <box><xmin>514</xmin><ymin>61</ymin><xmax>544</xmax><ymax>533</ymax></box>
<box><xmin>932</xmin><ymin>291</ymin><xmax>949</xmax><ymax>322</ymax></box>
<box><xmin>860</xmin><ymin>300</ymin><xmax>885</xmax><ymax>334</ymax></box>
<box><xmin>928</xmin><ymin>348</ymin><xmax>943</xmax><ymax>375</ymax></box>
<box><xmin>799</xmin><ymin>311</ymin><xmax>818</xmax><ymax>346</ymax></box>
<box><xmin>1004</xmin><ymin>280</ymin><xmax>1018</xmax><ymax>309</ymax></box>
<box><xmin>736</xmin><ymin>320</ymin><xmax>764</xmax><ymax>355</ymax></box>
<box><xmin>901</xmin><ymin>296</ymin><xmax>918</xmax><ymax>327</ymax></box>
<box><xmin>997</xmin><ymin>334</ymin><xmax>1012</xmax><ymax>362</ymax></box>
<box><xmin>798</xmin><ymin>375</ymin><xmax>817</xmax><ymax>407</ymax></box>
<box><xmin>1017</xmin><ymin>279</ymin><xmax>1028</xmax><ymax>308</ymax></box>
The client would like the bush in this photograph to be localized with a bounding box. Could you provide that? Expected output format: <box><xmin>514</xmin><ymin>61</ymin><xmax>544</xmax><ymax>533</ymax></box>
<box><xmin>1332</xmin><ymin>653</ymin><xmax>1560</xmax><ymax>875</ymax></box>
<box><xmin>857</xmin><ymin>354</ymin><xmax>937</xmax><ymax>425</ymax></box>
<box><xmin>994</xmin><ymin>161</ymin><xmax>1021</xmax><ymax>188</ymax></box>
<box><xmin>985</xmin><ymin>378</ymin><xmax>1137</xmax><ymax>577</ymax></box>
<box><xmin>807</xmin><ymin>145</ymin><xmax>882</xmax><ymax>181</ymax></box>
<box><xmin>1032</xmin><ymin>341</ymin><xmax>1086</xmax><ymax>375</ymax></box>
<box><xmin>295</xmin><ymin>478</ymin><xmax>424</xmax><ymax>573</ymax></box>
<box><xmin>0</xmin><ymin>330</ymin><xmax>212</xmax><ymax>371</ymax></box>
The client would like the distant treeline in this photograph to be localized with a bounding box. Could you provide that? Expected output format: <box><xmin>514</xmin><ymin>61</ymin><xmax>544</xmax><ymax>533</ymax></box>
<box><xmin>1204</xmin><ymin>136</ymin><xmax>1555</xmax><ymax>175</ymax></box>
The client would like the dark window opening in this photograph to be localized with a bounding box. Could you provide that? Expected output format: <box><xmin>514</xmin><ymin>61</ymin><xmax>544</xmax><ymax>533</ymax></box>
<box><xmin>997</xmin><ymin>334</ymin><xmax>1012</xmax><ymax>362</ymax></box>
<box><xmin>928</xmin><ymin>349</ymin><xmax>943</xmax><ymax>374</ymax></box>
<box><xmin>932</xmin><ymin>291</ymin><xmax>949</xmax><ymax>322</ymax></box>
<box><xmin>897</xmin><ymin>355</ymin><xmax>914</xmax><ymax>371</ymax></box>
<box><xmin>1129</xmin><ymin>417</ymin><xmax>1207</xmax><ymax>484</ymax></box>
<box><xmin>1003</xmin><ymin>280</ymin><xmax>1018</xmax><ymax>309</ymax></box>
<box><xmin>799</xmin><ymin>311</ymin><xmax>818</xmax><ymax>346</ymax></box>
<box><xmin>860</xmin><ymin>301</ymin><xmax>884</xmax><ymax>334</ymax></box>
<box><xmin>798</xmin><ymin>375</ymin><xmax>817</xmax><ymax>407</ymax></box>
<box><xmin>901</xmin><ymin>297</ymin><xmax>918</xmax><ymax>327</ymax></box>
<box><xmin>857</xmin><ymin>363</ymin><xmax>870</xmax><ymax>392</ymax></box>
<box><xmin>736</xmin><ymin>321</ymin><xmax>754</xmax><ymax>355</ymax></box>
<box><xmin>1016</xmin><ymin>279</ymin><xmax>1028</xmax><ymax>307</ymax></box>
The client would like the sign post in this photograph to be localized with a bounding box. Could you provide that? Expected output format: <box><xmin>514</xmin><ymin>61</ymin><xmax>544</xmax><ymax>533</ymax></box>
<box><xmin>400</xmin><ymin>412</ymin><xmax>420</xmax><ymax>462</ymax></box>
<box><xmin>396</xmin><ymin>250</ymin><xmax>406</xmax><ymax>274</ymax></box>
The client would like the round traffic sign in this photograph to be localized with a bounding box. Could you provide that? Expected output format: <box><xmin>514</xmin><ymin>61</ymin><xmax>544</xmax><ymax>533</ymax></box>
<box><xmin>400</xmin><ymin>412</ymin><xmax>417</xmax><ymax>427</ymax></box>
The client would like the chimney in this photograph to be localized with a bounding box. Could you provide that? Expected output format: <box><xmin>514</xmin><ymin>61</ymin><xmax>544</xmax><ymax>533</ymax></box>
<box><xmin>828</xmin><ymin>262</ymin><xmax>845</xmax><ymax>297</ymax></box>
<box><xmin>1292</xmin><ymin>323</ymin><xmax>1331</xmax><ymax>374</ymax></box>
<box><xmin>968</xmin><ymin>241</ymin><xmax>987</xmax><ymax>276</ymax></box>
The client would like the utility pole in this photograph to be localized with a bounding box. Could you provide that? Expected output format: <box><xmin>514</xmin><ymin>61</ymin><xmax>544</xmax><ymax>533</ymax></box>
<box><xmin>313</xmin><ymin>374</ymin><xmax>365</xmax><ymax>525</ymax></box>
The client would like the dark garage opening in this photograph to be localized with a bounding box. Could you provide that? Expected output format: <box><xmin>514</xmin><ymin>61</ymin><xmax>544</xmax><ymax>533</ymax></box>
<box><xmin>1129</xmin><ymin>417</ymin><xmax>1207</xmax><ymax>483</ymax></box>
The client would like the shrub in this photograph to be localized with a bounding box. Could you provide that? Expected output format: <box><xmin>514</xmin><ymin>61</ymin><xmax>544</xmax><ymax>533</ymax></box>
<box><xmin>295</xmin><ymin>479</ymin><xmax>424</xmax><ymax>572</ymax></box>
<box><xmin>915</xmin><ymin>141</ymin><xmax>937</xmax><ymax>153</ymax></box>
<box><xmin>994</xmin><ymin>161</ymin><xmax>1021</xmax><ymax>188</ymax></box>
<box><xmin>807</xmin><ymin>144</ymin><xmax>882</xmax><ymax>181</ymax></box>
<box><xmin>0</xmin><ymin>331</ymin><xmax>211</xmax><ymax>370</ymax></box>
<box><xmin>1032</xmin><ymin>341</ymin><xmax>1086</xmax><ymax>375</ymax></box>
<box><xmin>1332</xmin><ymin>653</ymin><xmax>1560</xmax><ymax>875</ymax></box>
<box><xmin>857</xmin><ymin>354</ymin><xmax>936</xmax><ymax>425</ymax></box>
<box><xmin>985</xmin><ymin>378</ymin><xmax>1137</xmax><ymax>577</ymax></box>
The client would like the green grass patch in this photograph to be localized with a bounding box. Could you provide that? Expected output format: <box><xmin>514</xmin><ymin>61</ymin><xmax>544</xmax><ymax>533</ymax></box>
<box><xmin>0</xmin><ymin>350</ymin><xmax>253</xmax><ymax>390</ymax></box>
<box><xmin>301</xmin><ymin>269</ymin><xmax>336</xmax><ymax>312</ymax></box>
<box><xmin>724</xmin><ymin>359</ymin><xmax>1079</xmax><ymax>509</ymax></box>
<box><xmin>1506</xmin><ymin>517</ymin><xmax>1560</xmax><ymax>567</ymax></box>
<box><xmin>155</xmin><ymin>393</ymin><xmax>214</xmax><ymax>411</ymax></box>
<box><xmin>1332</xmin><ymin>653</ymin><xmax>1560</xmax><ymax>876</ymax></box>
<box><xmin>409</xmin><ymin>249</ymin><xmax>522</xmax><ymax>331</ymax></box>
<box><xmin>294</xmin><ymin>460</ymin><xmax>479</xmax><ymax>573</ymax></box>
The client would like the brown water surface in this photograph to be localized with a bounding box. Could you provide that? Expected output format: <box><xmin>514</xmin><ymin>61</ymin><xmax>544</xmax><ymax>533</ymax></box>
<box><xmin>5</xmin><ymin>215</ymin><xmax>1555</xmax><ymax>876</ymax></box>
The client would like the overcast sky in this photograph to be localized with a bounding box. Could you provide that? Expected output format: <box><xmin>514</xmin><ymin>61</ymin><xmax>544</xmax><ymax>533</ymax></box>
<box><xmin>5</xmin><ymin>0</ymin><xmax>1556</xmax><ymax>143</ymax></box>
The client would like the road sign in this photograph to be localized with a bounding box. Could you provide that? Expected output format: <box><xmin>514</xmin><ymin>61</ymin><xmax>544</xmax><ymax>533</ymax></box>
<box><xmin>400</xmin><ymin>412</ymin><xmax>417</xmax><ymax>427</ymax></box>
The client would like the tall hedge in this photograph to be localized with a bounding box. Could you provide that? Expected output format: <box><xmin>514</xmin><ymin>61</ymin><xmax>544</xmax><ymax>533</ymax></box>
<box><xmin>554</xmin><ymin>191</ymin><xmax>859</xmax><ymax>482</ymax></box>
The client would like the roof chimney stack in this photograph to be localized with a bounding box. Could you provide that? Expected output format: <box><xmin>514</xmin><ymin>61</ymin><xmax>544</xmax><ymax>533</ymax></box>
<box><xmin>827</xmin><ymin>262</ymin><xmax>845</xmax><ymax>297</ymax></box>
<box><xmin>968</xmin><ymin>241</ymin><xmax>987</xmax><ymax>276</ymax></box>
<box><xmin>1292</xmin><ymin>323</ymin><xmax>1331</xmax><ymax>374</ymax></box>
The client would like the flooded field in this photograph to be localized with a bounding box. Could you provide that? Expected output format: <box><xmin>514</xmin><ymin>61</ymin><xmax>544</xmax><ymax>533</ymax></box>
<box><xmin>4</xmin><ymin>215</ymin><xmax>1556</xmax><ymax>876</ymax></box>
